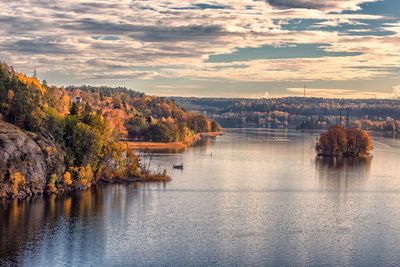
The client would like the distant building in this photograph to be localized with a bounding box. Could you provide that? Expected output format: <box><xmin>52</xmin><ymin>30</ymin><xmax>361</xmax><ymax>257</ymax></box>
<box><xmin>72</xmin><ymin>96</ymin><xmax>82</xmax><ymax>104</ymax></box>
<box><xmin>146</xmin><ymin>115</ymin><xmax>154</xmax><ymax>124</ymax></box>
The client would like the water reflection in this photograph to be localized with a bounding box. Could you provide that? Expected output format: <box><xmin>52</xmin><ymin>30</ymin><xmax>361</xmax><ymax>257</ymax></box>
<box><xmin>0</xmin><ymin>182</ymin><xmax>165</xmax><ymax>265</ymax></box>
<box><xmin>2</xmin><ymin>130</ymin><xmax>400</xmax><ymax>266</ymax></box>
<box><xmin>316</xmin><ymin>156</ymin><xmax>372</xmax><ymax>191</ymax></box>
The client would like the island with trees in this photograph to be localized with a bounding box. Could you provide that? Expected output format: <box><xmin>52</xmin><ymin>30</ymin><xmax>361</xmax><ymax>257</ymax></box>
<box><xmin>315</xmin><ymin>125</ymin><xmax>373</xmax><ymax>158</ymax></box>
<box><xmin>0</xmin><ymin>62</ymin><xmax>221</xmax><ymax>199</ymax></box>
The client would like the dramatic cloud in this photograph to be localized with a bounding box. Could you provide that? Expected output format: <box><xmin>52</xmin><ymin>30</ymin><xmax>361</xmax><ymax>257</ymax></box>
<box><xmin>0</xmin><ymin>0</ymin><xmax>398</xmax><ymax>97</ymax></box>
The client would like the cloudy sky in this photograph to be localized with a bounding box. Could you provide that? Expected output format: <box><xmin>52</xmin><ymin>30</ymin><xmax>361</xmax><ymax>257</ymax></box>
<box><xmin>1</xmin><ymin>0</ymin><xmax>400</xmax><ymax>98</ymax></box>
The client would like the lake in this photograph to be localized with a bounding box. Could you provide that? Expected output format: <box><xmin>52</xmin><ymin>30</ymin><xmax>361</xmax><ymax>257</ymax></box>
<box><xmin>1</xmin><ymin>129</ymin><xmax>400</xmax><ymax>266</ymax></box>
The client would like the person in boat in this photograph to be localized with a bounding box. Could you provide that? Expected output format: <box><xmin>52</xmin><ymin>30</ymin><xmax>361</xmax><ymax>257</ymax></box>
<box><xmin>173</xmin><ymin>163</ymin><xmax>184</xmax><ymax>169</ymax></box>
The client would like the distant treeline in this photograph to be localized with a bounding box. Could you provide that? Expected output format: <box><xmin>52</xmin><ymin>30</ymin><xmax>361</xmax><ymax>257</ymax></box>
<box><xmin>173</xmin><ymin>97</ymin><xmax>400</xmax><ymax>133</ymax></box>
<box><xmin>174</xmin><ymin>97</ymin><xmax>400</xmax><ymax>118</ymax></box>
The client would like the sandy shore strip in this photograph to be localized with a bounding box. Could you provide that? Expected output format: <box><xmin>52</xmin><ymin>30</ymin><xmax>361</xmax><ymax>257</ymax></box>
<box><xmin>123</xmin><ymin>132</ymin><xmax>222</xmax><ymax>150</ymax></box>
<box><xmin>126</xmin><ymin>141</ymin><xmax>188</xmax><ymax>150</ymax></box>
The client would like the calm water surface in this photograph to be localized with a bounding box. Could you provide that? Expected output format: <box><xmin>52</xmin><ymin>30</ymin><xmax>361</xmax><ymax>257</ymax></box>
<box><xmin>1</xmin><ymin>129</ymin><xmax>400</xmax><ymax>266</ymax></box>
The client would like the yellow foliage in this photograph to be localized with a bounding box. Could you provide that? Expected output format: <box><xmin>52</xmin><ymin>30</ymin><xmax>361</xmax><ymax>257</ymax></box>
<box><xmin>77</xmin><ymin>165</ymin><xmax>93</xmax><ymax>187</ymax></box>
<box><xmin>10</xmin><ymin>171</ymin><xmax>26</xmax><ymax>195</ymax></box>
<box><xmin>17</xmin><ymin>73</ymin><xmax>46</xmax><ymax>95</ymax></box>
<box><xmin>63</xmin><ymin>171</ymin><xmax>73</xmax><ymax>186</ymax></box>
<box><xmin>61</xmin><ymin>94</ymin><xmax>71</xmax><ymax>114</ymax></box>
<box><xmin>48</xmin><ymin>173</ymin><xmax>58</xmax><ymax>193</ymax></box>
<box><xmin>45</xmin><ymin>146</ymin><xmax>57</xmax><ymax>156</ymax></box>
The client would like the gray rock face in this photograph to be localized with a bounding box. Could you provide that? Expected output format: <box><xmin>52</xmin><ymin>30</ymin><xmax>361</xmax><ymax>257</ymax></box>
<box><xmin>0</xmin><ymin>120</ymin><xmax>65</xmax><ymax>198</ymax></box>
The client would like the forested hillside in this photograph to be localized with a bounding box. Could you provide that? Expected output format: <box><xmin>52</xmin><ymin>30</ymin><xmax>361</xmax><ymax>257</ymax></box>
<box><xmin>0</xmin><ymin>62</ymin><xmax>220</xmax><ymax>198</ymax></box>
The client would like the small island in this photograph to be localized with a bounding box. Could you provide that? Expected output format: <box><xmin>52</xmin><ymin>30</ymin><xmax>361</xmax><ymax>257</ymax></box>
<box><xmin>315</xmin><ymin>125</ymin><xmax>373</xmax><ymax>158</ymax></box>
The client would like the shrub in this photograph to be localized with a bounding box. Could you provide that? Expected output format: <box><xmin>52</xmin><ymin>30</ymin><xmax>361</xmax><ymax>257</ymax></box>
<box><xmin>48</xmin><ymin>173</ymin><xmax>58</xmax><ymax>193</ymax></box>
<box><xmin>126</xmin><ymin>149</ymin><xmax>139</xmax><ymax>177</ymax></box>
<box><xmin>77</xmin><ymin>165</ymin><xmax>93</xmax><ymax>187</ymax></box>
<box><xmin>10</xmin><ymin>171</ymin><xmax>26</xmax><ymax>195</ymax></box>
<box><xmin>63</xmin><ymin>171</ymin><xmax>73</xmax><ymax>186</ymax></box>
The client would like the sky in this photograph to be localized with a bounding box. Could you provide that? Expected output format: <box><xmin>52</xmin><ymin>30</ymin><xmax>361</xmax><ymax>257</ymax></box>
<box><xmin>0</xmin><ymin>0</ymin><xmax>400</xmax><ymax>98</ymax></box>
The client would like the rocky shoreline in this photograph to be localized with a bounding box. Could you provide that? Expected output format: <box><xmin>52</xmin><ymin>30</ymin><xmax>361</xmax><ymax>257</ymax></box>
<box><xmin>0</xmin><ymin>121</ymin><xmax>66</xmax><ymax>199</ymax></box>
<box><xmin>0</xmin><ymin>121</ymin><xmax>170</xmax><ymax>200</ymax></box>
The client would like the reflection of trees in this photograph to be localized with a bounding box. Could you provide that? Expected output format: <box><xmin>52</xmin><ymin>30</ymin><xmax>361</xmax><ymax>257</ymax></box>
<box><xmin>0</xmin><ymin>197</ymin><xmax>44</xmax><ymax>263</ymax></box>
<box><xmin>0</xmin><ymin>183</ymin><xmax>161</xmax><ymax>264</ymax></box>
<box><xmin>316</xmin><ymin>156</ymin><xmax>372</xmax><ymax>191</ymax></box>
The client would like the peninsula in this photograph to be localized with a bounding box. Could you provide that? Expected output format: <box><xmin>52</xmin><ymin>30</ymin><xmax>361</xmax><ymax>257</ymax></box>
<box><xmin>0</xmin><ymin>62</ymin><xmax>221</xmax><ymax>199</ymax></box>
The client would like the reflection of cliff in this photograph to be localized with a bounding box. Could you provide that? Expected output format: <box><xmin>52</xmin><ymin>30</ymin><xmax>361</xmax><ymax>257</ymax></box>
<box><xmin>0</xmin><ymin>183</ymin><xmax>149</xmax><ymax>265</ymax></box>
<box><xmin>316</xmin><ymin>157</ymin><xmax>372</xmax><ymax>191</ymax></box>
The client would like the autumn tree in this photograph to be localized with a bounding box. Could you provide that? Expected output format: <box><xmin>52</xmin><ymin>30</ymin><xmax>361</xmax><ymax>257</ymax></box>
<box><xmin>346</xmin><ymin>128</ymin><xmax>373</xmax><ymax>156</ymax></box>
<box><xmin>187</xmin><ymin>114</ymin><xmax>211</xmax><ymax>133</ymax></box>
<box><xmin>146</xmin><ymin>122</ymin><xmax>171</xmax><ymax>142</ymax></box>
<box><xmin>211</xmin><ymin>120</ymin><xmax>222</xmax><ymax>132</ymax></box>
<box><xmin>316</xmin><ymin>125</ymin><xmax>373</xmax><ymax>157</ymax></box>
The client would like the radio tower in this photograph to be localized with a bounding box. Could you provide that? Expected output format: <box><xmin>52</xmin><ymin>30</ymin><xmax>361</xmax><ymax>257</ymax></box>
<box><xmin>303</xmin><ymin>85</ymin><xmax>306</xmax><ymax>98</ymax></box>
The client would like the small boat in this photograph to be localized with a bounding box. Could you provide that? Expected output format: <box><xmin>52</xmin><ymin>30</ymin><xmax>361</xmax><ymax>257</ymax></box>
<box><xmin>173</xmin><ymin>163</ymin><xmax>184</xmax><ymax>169</ymax></box>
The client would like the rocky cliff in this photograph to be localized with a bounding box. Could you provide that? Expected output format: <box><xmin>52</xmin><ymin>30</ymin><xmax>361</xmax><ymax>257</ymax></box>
<box><xmin>0</xmin><ymin>121</ymin><xmax>65</xmax><ymax>198</ymax></box>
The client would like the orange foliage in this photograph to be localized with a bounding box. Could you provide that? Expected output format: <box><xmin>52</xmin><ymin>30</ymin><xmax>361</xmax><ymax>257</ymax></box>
<box><xmin>17</xmin><ymin>73</ymin><xmax>46</xmax><ymax>95</ymax></box>
<box><xmin>316</xmin><ymin>125</ymin><xmax>373</xmax><ymax>157</ymax></box>
<box><xmin>102</xmin><ymin>108</ymin><xmax>129</xmax><ymax>136</ymax></box>
<box><xmin>347</xmin><ymin>128</ymin><xmax>373</xmax><ymax>156</ymax></box>
<box><xmin>63</xmin><ymin>171</ymin><xmax>73</xmax><ymax>186</ymax></box>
